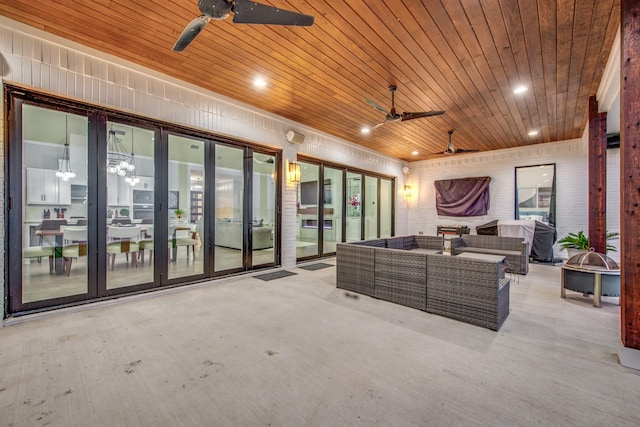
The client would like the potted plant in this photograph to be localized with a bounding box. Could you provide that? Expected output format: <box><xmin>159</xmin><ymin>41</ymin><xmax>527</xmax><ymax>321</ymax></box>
<box><xmin>175</xmin><ymin>208</ymin><xmax>184</xmax><ymax>218</ymax></box>
<box><xmin>558</xmin><ymin>230</ymin><xmax>620</xmax><ymax>258</ymax></box>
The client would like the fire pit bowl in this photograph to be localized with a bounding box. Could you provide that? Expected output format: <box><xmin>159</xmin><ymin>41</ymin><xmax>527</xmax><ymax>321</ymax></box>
<box><xmin>560</xmin><ymin>249</ymin><xmax>620</xmax><ymax>308</ymax></box>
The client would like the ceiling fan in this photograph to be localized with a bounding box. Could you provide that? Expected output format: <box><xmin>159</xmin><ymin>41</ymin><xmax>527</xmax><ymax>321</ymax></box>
<box><xmin>439</xmin><ymin>129</ymin><xmax>480</xmax><ymax>155</ymax></box>
<box><xmin>365</xmin><ymin>85</ymin><xmax>445</xmax><ymax>130</ymax></box>
<box><xmin>173</xmin><ymin>0</ymin><xmax>315</xmax><ymax>52</ymax></box>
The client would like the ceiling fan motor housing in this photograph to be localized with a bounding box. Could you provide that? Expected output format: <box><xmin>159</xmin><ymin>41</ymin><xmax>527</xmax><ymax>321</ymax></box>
<box><xmin>199</xmin><ymin>0</ymin><xmax>231</xmax><ymax>20</ymax></box>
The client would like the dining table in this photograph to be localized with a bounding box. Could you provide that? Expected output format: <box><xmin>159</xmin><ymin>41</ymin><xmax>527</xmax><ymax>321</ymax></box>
<box><xmin>35</xmin><ymin>226</ymin><xmax>148</xmax><ymax>275</ymax></box>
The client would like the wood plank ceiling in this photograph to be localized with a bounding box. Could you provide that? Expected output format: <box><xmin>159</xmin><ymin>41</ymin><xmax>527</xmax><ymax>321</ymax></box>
<box><xmin>0</xmin><ymin>0</ymin><xmax>620</xmax><ymax>161</ymax></box>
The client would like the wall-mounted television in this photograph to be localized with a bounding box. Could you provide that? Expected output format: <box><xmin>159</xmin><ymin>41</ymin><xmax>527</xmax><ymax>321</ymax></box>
<box><xmin>300</xmin><ymin>179</ymin><xmax>332</xmax><ymax>205</ymax></box>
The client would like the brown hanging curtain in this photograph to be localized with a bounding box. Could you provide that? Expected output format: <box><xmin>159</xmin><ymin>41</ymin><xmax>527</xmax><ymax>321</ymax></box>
<box><xmin>434</xmin><ymin>177</ymin><xmax>492</xmax><ymax>216</ymax></box>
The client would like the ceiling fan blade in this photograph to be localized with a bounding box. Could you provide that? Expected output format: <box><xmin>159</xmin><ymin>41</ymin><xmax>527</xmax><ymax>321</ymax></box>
<box><xmin>371</xmin><ymin>122</ymin><xmax>387</xmax><ymax>130</ymax></box>
<box><xmin>454</xmin><ymin>148</ymin><xmax>480</xmax><ymax>153</ymax></box>
<box><xmin>400</xmin><ymin>111</ymin><xmax>446</xmax><ymax>121</ymax></box>
<box><xmin>232</xmin><ymin>0</ymin><xmax>314</xmax><ymax>25</ymax></box>
<box><xmin>173</xmin><ymin>15</ymin><xmax>210</xmax><ymax>52</ymax></box>
<box><xmin>365</xmin><ymin>98</ymin><xmax>390</xmax><ymax>114</ymax></box>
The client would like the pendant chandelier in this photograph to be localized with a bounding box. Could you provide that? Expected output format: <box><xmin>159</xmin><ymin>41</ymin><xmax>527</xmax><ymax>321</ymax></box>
<box><xmin>107</xmin><ymin>125</ymin><xmax>135</xmax><ymax>177</ymax></box>
<box><xmin>55</xmin><ymin>114</ymin><xmax>76</xmax><ymax>181</ymax></box>
<box><xmin>123</xmin><ymin>130</ymin><xmax>140</xmax><ymax>187</ymax></box>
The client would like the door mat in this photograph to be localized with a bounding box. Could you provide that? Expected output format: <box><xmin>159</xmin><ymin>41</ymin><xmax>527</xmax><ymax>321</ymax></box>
<box><xmin>530</xmin><ymin>257</ymin><xmax>564</xmax><ymax>265</ymax></box>
<box><xmin>298</xmin><ymin>262</ymin><xmax>334</xmax><ymax>271</ymax></box>
<box><xmin>254</xmin><ymin>270</ymin><xmax>298</xmax><ymax>281</ymax></box>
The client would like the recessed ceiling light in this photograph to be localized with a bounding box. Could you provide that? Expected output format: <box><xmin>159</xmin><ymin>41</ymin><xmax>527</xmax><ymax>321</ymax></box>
<box><xmin>513</xmin><ymin>85</ymin><xmax>528</xmax><ymax>94</ymax></box>
<box><xmin>411</xmin><ymin>150</ymin><xmax>419</xmax><ymax>156</ymax></box>
<box><xmin>253</xmin><ymin>77</ymin><xmax>267</xmax><ymax>88</ymax></box>
<box><xmin>361</xmin><ymin>127</ymin><xmax>370</xmax><ymax>134</ymax></box>
<box><xmin>528</xmin><ymin>130</ymin><xmax>538</xmax><ymax>136</ymax></box>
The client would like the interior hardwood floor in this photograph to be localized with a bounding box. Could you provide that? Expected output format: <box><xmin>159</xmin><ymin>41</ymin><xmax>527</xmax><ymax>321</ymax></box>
<box><xmin>22</xmin><ymin>246</ymin><xmax>277</xmax><ymax>304</ymax></box>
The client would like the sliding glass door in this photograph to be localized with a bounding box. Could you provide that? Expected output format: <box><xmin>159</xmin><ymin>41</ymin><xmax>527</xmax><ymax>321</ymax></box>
<box><xmin>20</xmin><ymin>105</ymin><xmax>90</xmax><ymax>304</ymax></box>
<box><xmin>106</xmin><ymin>122</ymin><xmax>156</xmax><ymax>289</ymax></box>
<box><xmin>364</xmin><ymin>176</ymin><xmax>378</xmax><ymax>240</ymax></box>
<box><xmin>214</xmin><ymin>145</ymin><xmax>245</xmax><ymax>272</ymax></box>
<box><xmin>167</xmin><ymin>134</ymin><xmax>206</xmax><ymax>280</ymax></box>
<box><xmin>346</xmin><ymin>172</ymin><xmax>362</xmax><ymax>242</ymax></box>
<box><xmin>6</xmin><ymin>87</ymin><xmax>283</xmax><ymax>315</ymax></box>
<box><xmin>296</xmin><ymin>161</ymin><xmax>320</xmax><ymax>258</ymax></box>
<box><xmin>323</xmin><ymin>167</ymin><xmax>343</xmax><ymax>254</ymax></box>
<box><xmin>252</xmin><ymin>152</ymin><xmax>277</xmax><ymax>267</ymax></box>
<box><xmin>380</xmin><ymin>179</ymin><xmax>393</xmax><ymax>238</ymax></box>
<box><xmin>294</xmin><ymin>160</ymin><xmax>395</xmax><ymax>261</ymax></box>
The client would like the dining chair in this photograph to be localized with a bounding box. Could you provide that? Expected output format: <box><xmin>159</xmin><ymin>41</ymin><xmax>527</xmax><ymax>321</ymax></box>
<box><xmin>23</xmin><ymin>246</ymin><xmax>55</xmax><ymax>274</ymax></box>
<box><xmin>111</xmin><ymin>218</ymin><xmax>132</xmax><ymax>226</ymax></box>
<box><xmin>60</xmin><ymin>226</ymin><xmax>88</xmax><ymax>276</ymax></box>
<box><xmin>107</xmin><ymin>225</ymin><xmax>140</xmax><ymax>270</ymax></box>
<box><xmin>38</xmin><ymin>219</ymin><xmax>68</xmax><ymax>246</ymax></box>
<box><xmin>138</xmin><ymin>225</ymin><xmax>154</xmax><ymax>266</ymax></box>
<box><xmin>172</xmin><ymin>223</ymin><xmax>199</xmax><ymax>264</ymax></box>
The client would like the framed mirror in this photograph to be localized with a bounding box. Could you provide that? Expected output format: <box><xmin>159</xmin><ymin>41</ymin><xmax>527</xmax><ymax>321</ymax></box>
<box><xmin>515</xmin><ymin>163</ymin><xmax>556</xmax><ymax>227</ymax></box>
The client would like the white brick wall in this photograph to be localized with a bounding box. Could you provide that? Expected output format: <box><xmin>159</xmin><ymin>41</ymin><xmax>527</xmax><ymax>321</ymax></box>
<box><xmin>405</xmin><ymin>135</ymin><xmax>621</xmax><ymax>261</ymax></box>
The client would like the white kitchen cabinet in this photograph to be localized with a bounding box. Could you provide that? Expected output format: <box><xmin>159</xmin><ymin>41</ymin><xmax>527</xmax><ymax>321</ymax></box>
<box><xmin>107</xmin><ymin>174</ymin><xmax>132</xmax><ymax>206</ymax></box>
<box><xmin>69</xmin><ymin>144</ymin><xmax>88</xmax><ymax>185</ymax></box>
<box><xmin>137</xmin><ymin>176</ymin><xmax>154</xmax><ymax>190</ymax></box>
<box><xmin>26</xmin><ymin>168</ymin><xmax>71</xmax><ymax>205</ymax></box>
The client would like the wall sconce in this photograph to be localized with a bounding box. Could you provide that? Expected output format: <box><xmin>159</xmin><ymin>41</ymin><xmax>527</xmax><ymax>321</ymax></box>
<box><xmin>288</xmin><ymin>161</ymin><xmax>301</xmax><ymax>183</ymax></box>
<box><xmin>404</xmin><ymin>185</ymin><xmax>412</xmax><ymax>198</ymax></box>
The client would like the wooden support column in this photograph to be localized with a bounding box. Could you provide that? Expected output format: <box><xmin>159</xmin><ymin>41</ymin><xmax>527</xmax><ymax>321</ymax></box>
<box><xmin>620</xmin><ymin>0</ymin><xmax>640</xmax><ymax>357</ymax></box>
<box><xmin>588</xmin><ymin>95</ymin><xmax>607</xmax><ymax>254</ymax></box>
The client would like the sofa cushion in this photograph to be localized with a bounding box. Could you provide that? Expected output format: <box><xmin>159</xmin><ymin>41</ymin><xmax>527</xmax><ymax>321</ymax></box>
<box><xmin>410</xmin><ymin>248</ymin><xmax>442</xmax><ymax>254</ymax></box>
<box><xmin>385</xmin><ymin>237</ymin><xmax>405</xmax><ymax>249</ymax></box>
<box><xmin>352</xmin><ymin>238</ymin><xmax>386</xmax><ymax>248</ymax></box>
<box><xmin>403</xmin><ymin>236</ymin><xmax>418</xmax><ymax>250</ymax></box>
<box><xmin>457</xmin><ymin>247</ymin><xmax>521</xmax><ymax>257</ymax></box>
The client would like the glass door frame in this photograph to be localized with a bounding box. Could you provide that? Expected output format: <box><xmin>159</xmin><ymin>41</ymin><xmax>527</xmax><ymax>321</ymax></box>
<box><xmin>6</xmin><ymin>93</ymin><xmax>101</xmax><ymax>313</ymax></box>
<box><xmin>242</xmin><ymin>146</ymin><xmax>281</xmax><ymax>271</ymax></box>
<box><xmin>4</xmin><ymin>85</ymin><xmax>283</xmax><ymax>316</ymax></box>
<box><xmin>102</xmin><ymin>115</ymin><xmax>163</xmax><ymax>296</ymax></box>
<box><xmin>211</xmin><ymin>143</ymin><xmax>281</xmax><ymax>276</ymax></box>
<box><xmin>296</xmin><ymin>155</ymin><xmax>395</xmax><ymax>260</ymax></box>
<box><xmin>248</xmin><ymin>148</ymin><xmax>280</xmax><ymax>270</ymax></box>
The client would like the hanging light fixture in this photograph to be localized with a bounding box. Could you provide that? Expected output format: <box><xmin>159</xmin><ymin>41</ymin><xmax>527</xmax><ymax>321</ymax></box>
<box><xmin>107</xmin><ymin>124</ymin><xmax>133</xmax><ymax>176</ymax></box>
<box><xmin>56</xmin><ymin>114</ymin><xmax>76</xmax><ymax>181</ymax></box>
<box><xmin>123</xmin><ymin>128</ymin><xmax>140</xmax><ymax>187</ymax></box>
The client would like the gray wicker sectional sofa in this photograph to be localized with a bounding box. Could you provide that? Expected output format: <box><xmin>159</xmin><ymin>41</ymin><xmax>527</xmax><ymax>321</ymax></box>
<box><xmin>450</xmin><ymin>234</ymin><xmax>529</xmax><ymax>275</ymax></box>
<box><xmin>336</xmin><ymin>235</ymin><xmax>510</xmax><ymax>331</ymax></box>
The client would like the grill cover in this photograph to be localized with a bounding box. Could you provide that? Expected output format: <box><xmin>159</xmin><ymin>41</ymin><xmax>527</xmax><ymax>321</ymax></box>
<box><xmin>530</xmin><ymin>221</ymin><xmax>557</xmax><ymax>261</ymax></box>
<box><xmin>476</xmin><ymin>220</ymin><xmax>498</xmax><ymax>236</ymax></box>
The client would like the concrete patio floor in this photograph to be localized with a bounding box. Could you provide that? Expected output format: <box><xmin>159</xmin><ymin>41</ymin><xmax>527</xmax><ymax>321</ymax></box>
<box><xmin>0</xmin><ymin>262</ymin><xmax>638</xmax><ymax>426</ymax></box>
